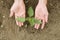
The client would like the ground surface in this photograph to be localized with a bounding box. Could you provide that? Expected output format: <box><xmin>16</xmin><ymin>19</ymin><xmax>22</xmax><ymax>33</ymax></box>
<box><xmin>0</xmin><ymin>0</ymin><xmax>60</xmax><ymax>40</ymax></box>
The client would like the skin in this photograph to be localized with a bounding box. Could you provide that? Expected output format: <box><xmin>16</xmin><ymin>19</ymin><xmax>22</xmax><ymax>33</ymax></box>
<box><xmin>10</xmin><ymin>0</ymin><xmax>48</xmax><ymax>29</ymax></box>
<box><xmin>34</xmin><ymin>0</ymin><xmax>48</xmax><ymax>29</ymax></box>
<box><xmin>10</xmin><ymin>0</ymin><xmax>25</xmax><ymax>27</ymax></box>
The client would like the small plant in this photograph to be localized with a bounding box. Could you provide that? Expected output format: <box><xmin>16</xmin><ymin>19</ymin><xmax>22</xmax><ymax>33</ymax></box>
<box><xmin>16</xmin><ymin>7</ymin><xmax>42</xmax><ymax>27</ymax></box>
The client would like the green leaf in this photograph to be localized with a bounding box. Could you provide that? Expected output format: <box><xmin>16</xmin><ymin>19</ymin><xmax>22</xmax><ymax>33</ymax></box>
<box><xmin>28</xmin><ymin>18</ymin><xmax>35</xmax><ymax>26</ymax></box>
<box><xmin>28</xmin><ymin>7</ymin><xmax>34</xmax><ymax>17</ymax></box>
<box><xmin>35</xmin><ymin>19</ymin><xmax>42</xmax><ymax>24</ymax></box>
<box><xmin>16</xmin><ymin>17</ymin><xmax>25</xmax><ymax>22</ymax></box>
<box><xmin>26</xmin><ymin>17</ymin><xmax>42</xmax><ymax>26</ymax></box>
<box><xmin>25</xmin><ymin>17</ymin><xmax>29</xmax><ymax>21</ymax></box>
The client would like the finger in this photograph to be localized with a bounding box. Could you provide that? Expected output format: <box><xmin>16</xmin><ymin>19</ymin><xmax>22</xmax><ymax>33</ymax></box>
<box><xmin>18</xmin><ymin>22</ymin><xmax>21</xmax><ymax>27</ymax></box>
<box><xmin>44</xmin><ymin>14</ymin><xmax>48</xmax><ymax>23</ymax></box>
<box><xmin>34</xmin><ymin>24</ymin><xmax>40</xmax><ymax>29</ymax></box>
<box><xmin>18</xmin><ymin>22</ymin><xmax>23</xmax><ymax>27</ymax></box>
<box><xmin>41</xmin><ymin>19</ymin><xmax>45</xmax><ymax>29</ymax></box>
<box><xmin>16</xmin><ymin>20</ymin><xmax>19</xmax><ymax>25</ymax></box>
<box><xmin>19</xmin><ymin>22</ymin><xmax>23</xmax><ymax>26</ymax></box>
<box><xmin>45</xmin><ymin>16</ymin><xmax>48</xmax><ymax>23</ymax></box>
<box><xmin>22</xmin><ymin>23</ymin><xmax>23</xmax><ymax>26</ymax></box>
<box><xmin>10</xmin><ymin>11</ymin><xmax>14</xmax><ymax>17</ymax></box>
<box><xmin>15</xmin><ymin>15</ymin><xmax>19</xmax><ymax>25</ymax></box>
<box><xmin>16</xmin><ymin>20</ymin><xmax>23</xmax><ymax>26</ymax></box>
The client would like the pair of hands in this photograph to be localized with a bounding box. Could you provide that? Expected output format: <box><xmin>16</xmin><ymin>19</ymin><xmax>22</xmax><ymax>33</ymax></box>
<box><xmin>10</xmin><ymin>0</ymin><xmax>48</xmax><ymax>29</ymax></box>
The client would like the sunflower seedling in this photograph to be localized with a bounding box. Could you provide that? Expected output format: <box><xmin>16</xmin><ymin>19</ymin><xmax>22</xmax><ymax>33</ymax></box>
<box><xmin>16</xmin><ymin>6</ymin><xmax>42</xmax><ymax>27</ymax></box>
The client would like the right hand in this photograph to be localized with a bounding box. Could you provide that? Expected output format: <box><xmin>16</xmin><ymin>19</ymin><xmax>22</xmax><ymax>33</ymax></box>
<box><xmin>10</xmin><ymin>0</ymin><xmax>26</xmax><ymax>27</ymax></box>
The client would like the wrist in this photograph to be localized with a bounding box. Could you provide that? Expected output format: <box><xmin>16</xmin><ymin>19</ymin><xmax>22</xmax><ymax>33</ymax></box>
<box><xmin>14</xmin><ymin>0</ymin><xmax>24</xmax><ymax>2</ymax></box>
<box><xmin>38</xmin><ymin>0</ymin><xmax>47</xmax><ymax>5</ymax></box>
<box><xmin>38</xmin><ymin>0</ymin><xmax>42</xmax><ymax>3</ymax></box>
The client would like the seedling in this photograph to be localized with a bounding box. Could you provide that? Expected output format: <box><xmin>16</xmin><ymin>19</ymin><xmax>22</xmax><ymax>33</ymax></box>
<box><xmin>16</xmin><ymin>7</ymin><xmax>42</xmax><ymax>27</ymax></box>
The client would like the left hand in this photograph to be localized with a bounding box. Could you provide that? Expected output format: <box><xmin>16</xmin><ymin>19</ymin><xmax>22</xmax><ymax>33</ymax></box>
<box><xmin>34</xmin><ymin>2</ymin><xmax>48</xmax><ymax>29</ymax></box>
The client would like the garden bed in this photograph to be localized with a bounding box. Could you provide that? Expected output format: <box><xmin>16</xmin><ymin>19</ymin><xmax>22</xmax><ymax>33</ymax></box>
<box><xmin>0</xmin><ymin>0</ymin><xmax>60</xmax><ymax>40</ymax></box>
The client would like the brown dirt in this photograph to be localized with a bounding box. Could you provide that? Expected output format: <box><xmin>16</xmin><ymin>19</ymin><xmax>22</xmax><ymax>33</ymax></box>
<box><xmin>0</xmin><ymin>0</ymin><xmax>60</xmax><ymax>40</ymax></box>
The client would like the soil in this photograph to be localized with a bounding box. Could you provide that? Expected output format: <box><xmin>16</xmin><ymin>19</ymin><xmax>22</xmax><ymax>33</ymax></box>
<box><xmin>0</xmin><ymin>0</ymin><xmax>60</xmax><ymax>40</ymax></box>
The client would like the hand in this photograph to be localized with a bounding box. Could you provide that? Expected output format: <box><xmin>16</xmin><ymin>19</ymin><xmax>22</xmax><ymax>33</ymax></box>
<box><xmin>34</xmin><ymin>2</ymin><xmax>48</xmax><ymax>29</ymax></box>
<box><xmin>10</xmin><ymin>0</ymin><xmax>25</xmax><ymax>27</ymax></box>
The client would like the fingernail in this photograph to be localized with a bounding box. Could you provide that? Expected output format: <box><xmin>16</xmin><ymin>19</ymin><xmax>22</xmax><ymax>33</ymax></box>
<box><xmin>41</xmin><ymin>27</ymin><xmax>44</xmax><ymax>29</ymax></box>
<box><xmin>34</xmin><ymin>25</ymin><xmax>38</xmax><ymax>29</ymax></box>
<box><xmin>16</xmin><ymin>22</ymin><xmax>18</xmax><ymax>25</ymax></box>
<box><xmin>34</xmin><ymin>25</ymin><xmax>37</xmax><ymax>29</ymax></box>
<box><xmin>36</xmin><ymin>25</ymin><xmax>40</xmax><ymax>29</ymax></box>
<box><xmin>9</xmin><ymin>15</ymin><xmax>11</xmax><ymax>17</ymax></box>
<box><xmin>22</xmin><ymin>23</ymin><xmax>23</xmax><ymax>26</ymax></box>
<box><xmin>9</xmin><ymin>11</ymin><xmax>13</xmax><ymax>17</ymax></box>
<box><xmin>36</xmin><ymin>27</ymin><xmax>39</xmax><ymax>29</ymax></box>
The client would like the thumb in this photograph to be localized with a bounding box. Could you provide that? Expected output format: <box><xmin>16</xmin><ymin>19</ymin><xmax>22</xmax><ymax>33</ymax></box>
<box><xmin>9</xmin><ymin>10</ymin><xmax>14</xmax><ymax>17</ymax></box>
